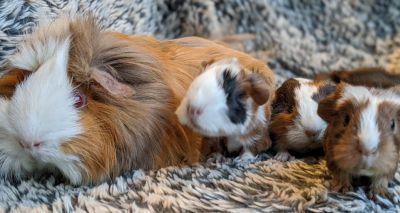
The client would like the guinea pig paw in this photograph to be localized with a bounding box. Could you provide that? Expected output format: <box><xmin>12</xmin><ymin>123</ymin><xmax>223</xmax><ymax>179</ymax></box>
<box><xmin>238</xmin><ymin>151</ymin><xmax>255</xmax><ymax>162</ymax></box>
<box><xmin>274</xmin><ymin>151</ymin><xmax>294</xmax><ymax>162</ymax></box>
<box><xmin>368</xmin><ymin>186</ymin><xmax>391</xmax><ymax>200</ymax></box>
<box><xmin>330</xmin><ymin>181</ymin><xmax>353</xmax><ymax>193</ymax></box>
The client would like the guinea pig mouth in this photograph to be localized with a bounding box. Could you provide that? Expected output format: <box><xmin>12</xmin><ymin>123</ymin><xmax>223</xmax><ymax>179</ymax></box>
<box><xmin>22</xmin><ymin>150</ymin><xmax>43</xmax><ymax>162</ymax></box>
<box><xmin>304</xmin><ymin>130</ymin><xmax>324</xmax><ymax>142</ymax></box>
<box><xmin>188</xmin><ymin>116</ymin><xmax>201</xmax><ymax>129</ymax></box>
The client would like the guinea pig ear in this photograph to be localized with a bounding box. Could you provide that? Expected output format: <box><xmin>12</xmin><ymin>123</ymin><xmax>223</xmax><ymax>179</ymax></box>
<box><xmin>245</xmin><ymin>72</ymin><xmax>270</xmax><ymax>106</ymax></box>
<box><xmin>271</xmin><ymin>78</ymin><xmax>300</xmax><ymax>115</ymax></box>
<box><xmin>90</xmin><ymin>68</ymin><xmax>135</xmax><ymax>98</ymax></box>
<box><xmin>201</xmin><ymin>59</ymin><xmax>216</xmax><ymax>69</ymax></box>
<box><xmin>317</xmin><ymin>91</ymin><xmax>340</xmax><ymax>122</ymax></box>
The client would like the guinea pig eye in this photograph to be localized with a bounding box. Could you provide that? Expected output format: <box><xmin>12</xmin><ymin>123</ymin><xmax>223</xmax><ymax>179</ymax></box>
<box><xmin>73</xmin><ymin>91</ymin><xmax>87</xmax><ymax>109</ymax></box>
<box><xmin>343</xmin><ymin>113</ymin><xmax>350</xmax><ymax>126</ymax></box>
<box><xmin>391</xmin><ymin>119</ymin><xmax>396</xmax><ymax>131</ymax></box>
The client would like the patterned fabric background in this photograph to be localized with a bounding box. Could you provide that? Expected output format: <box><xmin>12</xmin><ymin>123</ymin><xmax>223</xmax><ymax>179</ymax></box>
<box><xmin>0</xmin><ymin>0</ymin><xmax>399</xmax><ymax>212</ymax></box>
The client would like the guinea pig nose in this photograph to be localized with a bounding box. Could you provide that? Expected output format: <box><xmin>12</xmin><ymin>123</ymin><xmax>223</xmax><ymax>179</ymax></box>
<box><xmin>305</xmin><ymin>130</ymin><xmax>318</xmax><ymax>138</ymax></box>
<box><xmin>187</xmin><ymin>105</ymin><xmax>203</xmax><ymax>118</ymax></box>
<box><xmin>356</xmin><ymin>143</ymin><xmax>377</xmax><ymax>156</ymax></box>
<box><xmin>32</xmin><ymin>142</ymin><xmax>43</xmax><ymax>148</ymax></box>
<box><xmin>17</xmin><ymin>139</ymin><xmax>43</xmax><ymax>149</ymax></box>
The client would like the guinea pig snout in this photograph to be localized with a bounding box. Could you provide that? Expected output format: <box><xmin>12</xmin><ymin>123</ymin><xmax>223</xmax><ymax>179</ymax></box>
<box><xmin>305</xmin><ymin>129</ymin><xmax>321</xmax><ymax>140</ymax></box>
<box><xmin>187</xmin><ymin>105</ymin><xmax>203</xmax><ymax>118</ymax></box>
<box><xmin>356</xmin><ymin>142</ymin><xmax>378</xmax><ymax>157</ymax></box>
<box><xmin>17</xmin><ymin>138</ymin><xmax>43</xmax><ymax>150</ymax></box>
<box><xmin>187</xmin><ymin>105</ymin><xmax>203</xmax><ymax>126</ymax></box>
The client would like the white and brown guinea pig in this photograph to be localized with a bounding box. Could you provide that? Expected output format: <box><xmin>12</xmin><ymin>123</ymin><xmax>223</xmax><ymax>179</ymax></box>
<box><xmin>269</xmin><ymin>78</ymin><xmax>336</xmax><ymax>161</ymax></box>
<box><xmin>175</xmin><ymin>58</ymin><xmax>274</xmax><ymax>159</ymax></box>
<box><xmin>0</xmin><ymin>16</ymin><xmax>275</xmax><ymax>185</ymax></box>
<box><xmin>318</xmin><ymin>83</ymin><xmax>400</xmax><ymax>199</ymax></box>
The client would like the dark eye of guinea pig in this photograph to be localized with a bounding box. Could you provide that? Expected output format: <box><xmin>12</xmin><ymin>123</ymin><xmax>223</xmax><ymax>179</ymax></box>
<box><xmin>391</xmin><ymin>119</ymin><xmax>395</xmax><ymax>131</ymax></box>
<box><xmin>222</xmin><ymin>69</ymin><xmax>247</xmax><ymax>124</ymax></box>
<box><xmin>343</xmin><ymin>113</ymin><xmax>350</xmax><ymax>126</ymax></box>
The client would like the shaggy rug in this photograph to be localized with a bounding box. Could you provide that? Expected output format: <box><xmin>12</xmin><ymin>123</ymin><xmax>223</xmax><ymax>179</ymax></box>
<box><xmin>0</xmin><ymin>0</ymin><xmax>400</xmax><ymax>212</ymax></box>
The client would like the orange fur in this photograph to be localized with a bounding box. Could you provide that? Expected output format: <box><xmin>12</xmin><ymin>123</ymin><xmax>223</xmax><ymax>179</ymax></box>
<box><xmin>0</xmin><ymin>69</ymin><xmax>30</xmax><ymax>98</ymax></box>
<box><xmin>1</xmin><ymin>17</ymin><xmax>275</xmax><ymax>184</ymax></box>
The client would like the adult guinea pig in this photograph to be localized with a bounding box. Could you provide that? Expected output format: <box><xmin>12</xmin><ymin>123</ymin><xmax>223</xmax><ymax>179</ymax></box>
<box><xmin>268</xmin><ymin>78</ymin><xmax>336</xmax><ymax>161</ymax></box>
<box><xmin>318</xmin><ymin>82</ymin><xmax>400</xmax><ymax>199</ymax></box>
<box><xmin>175</xmin><ymin>58</ymin><xmax>274</xmax><ymax>159</ymax></box>
<box><xmin>0</xmin><ymin>16</ymin><xmax>275</xmax><ymax>185</ymax></box>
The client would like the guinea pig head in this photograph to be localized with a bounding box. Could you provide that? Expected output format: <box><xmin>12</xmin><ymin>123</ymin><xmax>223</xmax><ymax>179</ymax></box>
<box><xmin>0</xmin><ymin>39</ymin><xmax>87</xmax><ymax>183</ymax></box>
<box><xmin>318</xmin><ymin>83</ymin><xmax>400</xmax><ymax>176</ymax></box>
<box><xmin>175</xmin><ymin>58</ymin><xmax>270</xmax><ymax>137</ymax></box>
<box><xmin>269</xmin><ymin>78</ymin><xmax>335</xmax><ymax>149</ymax></box>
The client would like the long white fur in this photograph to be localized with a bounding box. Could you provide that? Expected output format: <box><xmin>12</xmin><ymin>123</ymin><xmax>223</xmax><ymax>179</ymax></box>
<box><xmin>0</xmin><ymin>32</ymin><xmax>83</xmax><ymax>184</ymax></box>
<box><xmin>9</xmin><ymin>18</ymin><xmax>71</xmax><ymax>71</ymax></box>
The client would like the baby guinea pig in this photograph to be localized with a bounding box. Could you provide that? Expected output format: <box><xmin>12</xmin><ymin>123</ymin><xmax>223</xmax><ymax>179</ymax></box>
<box><xmin>175</xmin><ymin>58</ymin><xmax>274</xmax><ymax>159</ymax></box>
<box><xmin>318</xmin><ymin>83</ymin><xmax>400</xmax><ymax>199</ymax></box>
<box><xmin>269</xmin><ymin>78</ymin><xmax>336</xmax><ymax>161</ymax></box>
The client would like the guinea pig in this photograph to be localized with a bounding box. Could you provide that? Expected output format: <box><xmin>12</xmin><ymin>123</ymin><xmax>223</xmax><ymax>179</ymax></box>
<box><xmin>0</xmin><ymin>16</ymin><xmax>275</xmax><ymax>185</ymax></box>
<box><xmin>315</xmin><ymin>67</ymin><xmax>400</xmax><ymax>89</ymax></box>
<box><xmin>175</xmin><ymin>58</ymin><xmax>274</xmax><ymax>159</ymax></box>
<box><xmin>268</xmin><ymin>78</ymin><xmax>336</xmax><ymax>161</ymax></box>
<box><xmin>318</xmin><ymin>82</ymin><xmax>400</xmax><ymax>199</ymax></box>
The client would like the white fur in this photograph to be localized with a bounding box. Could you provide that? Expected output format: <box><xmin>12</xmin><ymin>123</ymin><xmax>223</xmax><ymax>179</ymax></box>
<box><xmin>337</xmin><ymin>84</ymin><xmax>371</xmax><ymax>107</ymax></box>
<box><xmin>0</xmin><ymin>37</ymin><xmax>83</xmax><ymax>184</ymax></box>
<box><xmin>338</xmin><ymin>85</ymin><xmax>381</xmax><ymax>154</ymax></box>
<box><xmin>283</xmin><ymin>78</ymin><xmax>327</xmax><ymax>150</ymax></box>
<box><xmin>294</xmin><ymin>79</ymin><xmax>327</xmax><ymax>139</ymax></box>
<box><xmin>357</xmin><ymin>99</ymin><xmax>380</xmax><ymax>153</ymax></box>
<box><xmin>176</xmin><ymin>58</ymin><xmax>264</xmax><ymax>137</ymax></box>
<box><xmin>9</xmin><ymin>18</ymin><xmax>71</xmax><ymax>71</ymax></box>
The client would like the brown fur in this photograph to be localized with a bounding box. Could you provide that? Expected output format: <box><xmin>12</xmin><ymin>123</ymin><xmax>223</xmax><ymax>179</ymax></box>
<box><xmin>315</xmin><ymin>67</ymin><xmax>400</xmax><ymax>89</ymax></box>
<box><xmin>236</xmin><ymin>69</ymin><xmax>273</xmax><ymax>155</ymax></box>
<box><xmin>0</xmin><ymin>69</ymin><xmax>30</xmax><ymax>98</ymax></box>
<box><xmin>245</xmin><ymin>72</ymin><xmax>270</xmax><ymax>106</ymax></box>
<box><xmin>269</xmin><ymin>79</ymin><xmax>301</xmax><ymax>155</ymax></box>
<box><xmin>318</xmin><ymin>83</ymin><xmax>400</xmax><ymax>199</ymax></box>
<box><xmin>2</xmin><ymin>17</ymin><xmax>275</xmax><ymax>184</ymax></box>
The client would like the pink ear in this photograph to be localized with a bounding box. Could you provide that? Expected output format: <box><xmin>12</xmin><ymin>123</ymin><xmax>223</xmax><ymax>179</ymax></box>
<box><xmin>90</xmin><ymin>68</ymin><xmax>135</xmax><ymax>98</ymax></box>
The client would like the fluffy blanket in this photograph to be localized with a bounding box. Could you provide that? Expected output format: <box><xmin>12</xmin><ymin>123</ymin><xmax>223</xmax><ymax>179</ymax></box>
<box><xmin>0</xmin><ymin>0</ymin><xmax>400</xmax><ymax>212</ymax></box>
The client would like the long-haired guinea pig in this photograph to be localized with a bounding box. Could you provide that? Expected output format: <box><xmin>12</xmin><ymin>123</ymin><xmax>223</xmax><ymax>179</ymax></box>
<box><xmin>0</xmin><ymin>17</ymin><xmax>275</xmax><ymax>185</ymax></box>
<box><xmin>268</xmin><ymin>78</ymin><xmax>336</xmax><ymax>161</ymax></box>
<box><xmin>318</xmin><ymin>83</ymin><xmax>400</xmax><ymax>199</ymax></box>
<box><xmin>175</xmin><ymin>58</ymin><xmax>274</xmax><ymax>159</ymax></box>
